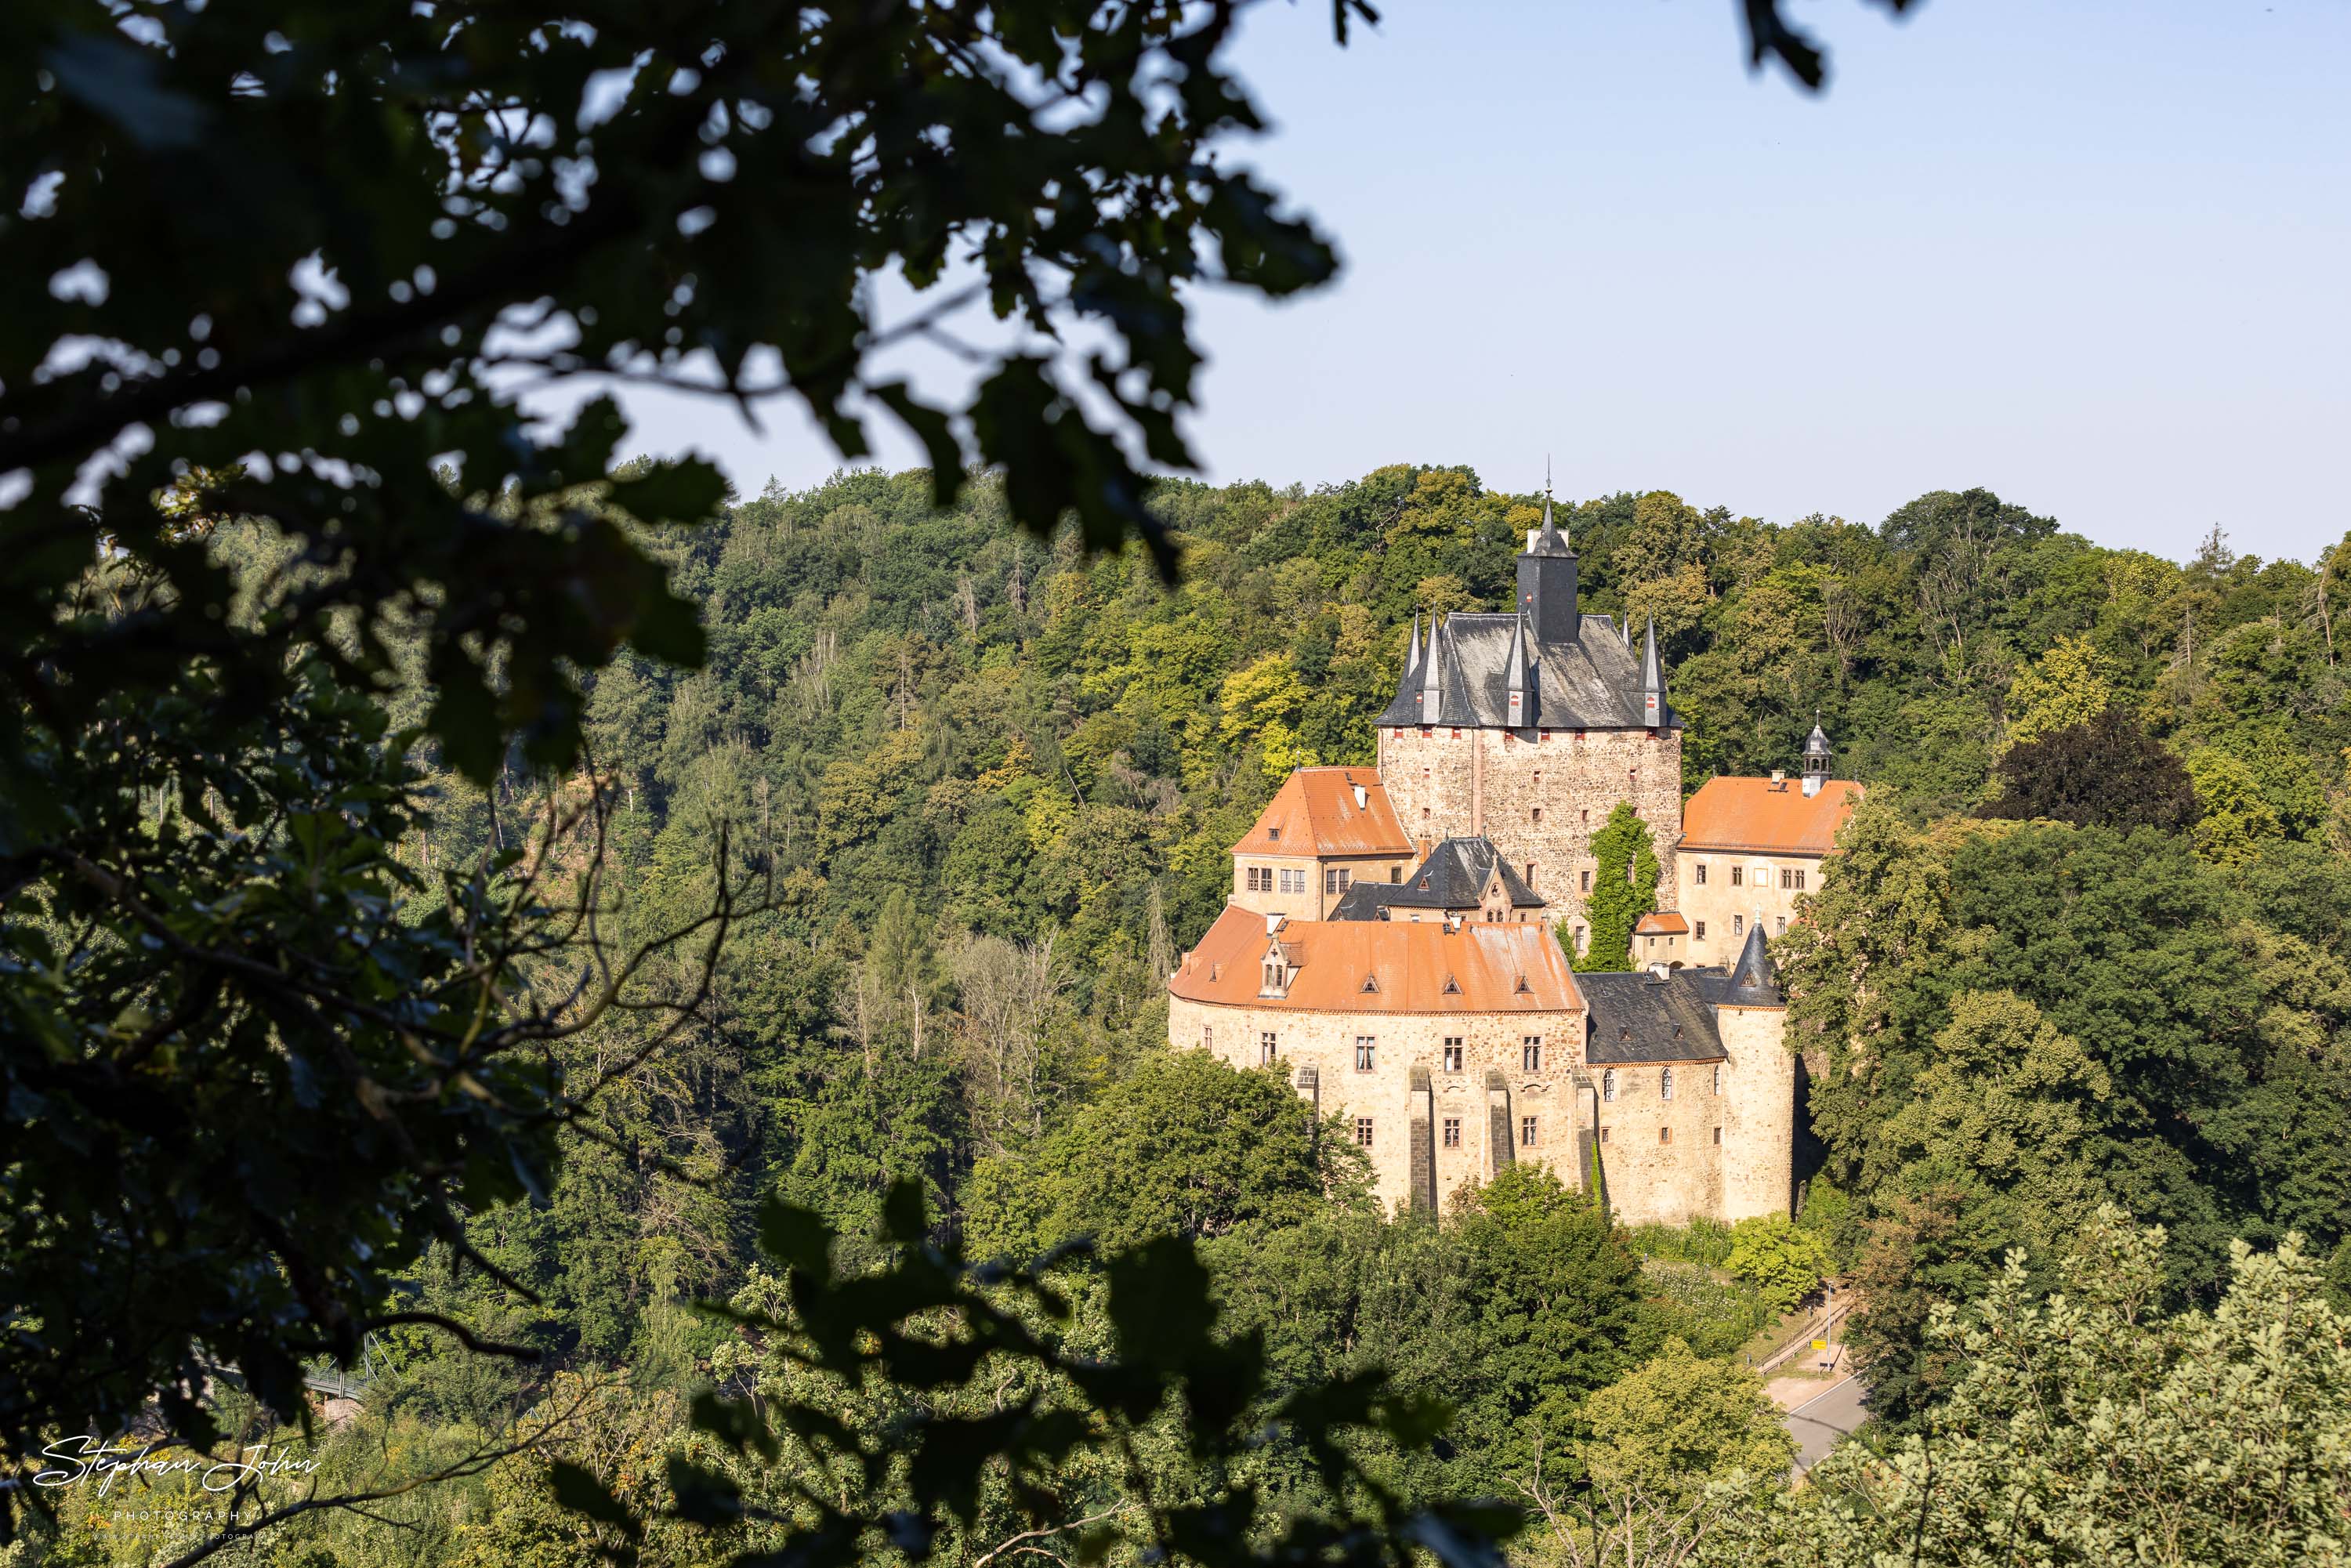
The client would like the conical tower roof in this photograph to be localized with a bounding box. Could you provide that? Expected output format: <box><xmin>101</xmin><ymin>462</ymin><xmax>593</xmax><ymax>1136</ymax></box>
<box><xmin>1725</xmin><ymin>919</ymin><xmax>1780</xmax><ymax>1006</ymax></box>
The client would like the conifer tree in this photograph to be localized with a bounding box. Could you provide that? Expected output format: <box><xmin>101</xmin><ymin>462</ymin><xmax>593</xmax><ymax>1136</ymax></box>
<box><xmin>1580</xmin><ymin>802</ymin><xmax>1661</xmax><ymax>972</ymax></box>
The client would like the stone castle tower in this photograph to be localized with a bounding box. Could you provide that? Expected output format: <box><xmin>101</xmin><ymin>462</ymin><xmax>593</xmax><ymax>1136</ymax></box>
<box><xmin>1374</xmin><ymin>495</ymin><xmax>1685</xmax><ymax>952</ymax></box>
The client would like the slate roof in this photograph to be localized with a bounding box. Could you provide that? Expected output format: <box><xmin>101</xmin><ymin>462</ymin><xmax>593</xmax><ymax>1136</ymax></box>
<box><xmin>1329</xmin><ymin>836</ymin><xmax>1545</xmax><ymax>920</ymax></box>
<box><xmin>1720</xmin><ymin>922</ymin><xmax>1781</xmax><ymax>1005</ymax></box>
<box><xmin>1170</xmin><ymin>904</ymin><xmax>1583</xmax><ymax>1016</ymax></box>
<box><xmin>1376</xmin><ymin>610</ymin><xmax>1668</xmax><ymax>731</ymax></box>
<box><xmin>1578</xmin><ymin>925</ymin><xmax>1782</xmax><ymax>1063</ymax></box>
<box><xmin>1679</xmin><ymin>777</ymin><xmax>1864</xmax><ymax>856</ymax></box>
<box><xmin>1230</xmin><ymin>766</ymin><xmax>1414</xmax><ymax>858</ymax></box>
<box><xmin>1578</xmin><ymin>969</ymin><xmax>1729</xmax><ymax>1064</ymax></box>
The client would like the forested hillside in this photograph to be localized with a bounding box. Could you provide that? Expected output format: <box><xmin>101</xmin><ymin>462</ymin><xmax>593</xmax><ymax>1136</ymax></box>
<box><xmin>391</xmin><ymin>459</ymin><xmax>2348</xmax><ymax>1374</ymax></box>
<box><xmin>48</xmin><ymin>466</ymin><xmax>2350</xmax><ymax>1566</ymax></box>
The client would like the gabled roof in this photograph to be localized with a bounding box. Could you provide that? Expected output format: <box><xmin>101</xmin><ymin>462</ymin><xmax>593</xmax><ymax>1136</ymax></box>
<box><xmin>1679</xmin><ymin>777</ymin><xmax>1864</xmax><ymax>856</ymax></box>
<box><xmin>1170</xmin><ymin>904</ymin><xmax>1582</xmax><ymax>1016</ymax></box>
<box><xmin>1634</xmin><ymin>911</ymin><xmax>1690</xmax><ymax>936</ymax></box>
<box><xmin>1378</xmin><ymin>610</ymin><xmax>1665</xmax><ymax>731</ymax></box>
<box><xmin>1328</xmin><ymin>836</ymin><xmax>1545</xmax><ymax>920</ymax></box>
<box><xmin>1230</xmin><ymin>767</ymin><xmax>1414</xmax><ymax>858</ymax></box>
<box><xmin>1578</xmin><ymin>969</ymin><xmax>1729</xmax><ymax>1064</ymax></box>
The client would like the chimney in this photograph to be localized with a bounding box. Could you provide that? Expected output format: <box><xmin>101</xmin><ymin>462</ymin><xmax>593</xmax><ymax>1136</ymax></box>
<box><xmin>1265</xmin><ymin>912</ymin><xmax>1284</xmax><ymax>936</ymax></box>
<box><xmin>1770</xmin><ymin>769</ymin><xmax>1786</xmax><ymax>789</ymax></box>
<box><xmin>1803</xmin><ymin>773</ymin><xmax>1823</xmax><ymax>798</ymax></box>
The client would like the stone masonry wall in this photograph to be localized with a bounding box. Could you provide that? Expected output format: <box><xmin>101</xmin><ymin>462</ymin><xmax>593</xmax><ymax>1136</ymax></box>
<box><xmin>1583</xmin><ymin>1050</ymin><xmax>1728</xmax><ymax>1228</ymax></box>
<box><xmin>1716</xmin><ymin>1003</ymin><xmax>1797</xmax><ymax>1221</ymax></box>
<box><xmin>1173</xmin><ymin>991</ymin><xmax>1788</xmax><ymax>1224</ymax></box>
<box><xmin>1168</xmin><ymin>995</ymin><xmax>1583</xmax><ymax>1214</ymax></box>
<box><xmin>1377</xmin><ymin>724</ymin><xmax>1685</xmax><ymax>941</ymax></box>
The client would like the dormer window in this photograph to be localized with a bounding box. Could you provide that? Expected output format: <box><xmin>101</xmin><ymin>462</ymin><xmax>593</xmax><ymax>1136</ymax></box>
<box><xmin>1514</xmin><ymin>976</ymin><xmax>1532</xmax><ymax>995</ymax></box>
<box><xmin>1267</xmin><ymin>825</ymin><xmax>1280</xmax><ymax>842</ymax></box>
<box><xmin>1442</xmin><ymin>975</ymin><xmax>1462</xmax><ymax>995</ymax></box>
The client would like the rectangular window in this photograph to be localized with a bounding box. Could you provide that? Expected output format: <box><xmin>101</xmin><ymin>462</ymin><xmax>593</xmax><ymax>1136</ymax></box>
<box><xmin>1525</xmin><ymin>863</ymin><xmax>1538</xmax><ymax>889</ymax></box>
<box><xmin>1712</xmin><ymin>1126</ymin><xmax>1723</xmax><ymax>1146</ymax></box>
<box><xmin>1442</xmin><ymin>1117</ymin><xmax>1462</xmax><ymax>1149</ymax></box>
<box><xmin>1581</xmin><ymin>808</ymin><xmax>1589</xmax><ymax>824</ymax></box>
<box><xmin>1781</xmin><ymin>867</ymin><xmax>1795</xmax><ymax>890</ymax></box>
<box><xmin>1777</xmin><ymin>915</ymin><xmax>1789</xmax><ymax>934</ymax></box>
<box><xmin>1521</xmin><ymin>1037</ymin><xmax>1541</xmax><ymax>1072</ymax></box>
<box><xmin>1443</xmin><ymin>1039</ymin><xmax>1464</xmax><ymax>1074</ymax></box>
<box><xmin>1339</xmin><ymin>869</ymin><xmax>1352</xmax><ymax>892</ymax></box>
<box><xmin>1694</xmin><ymin>920</ymin><xmax>1707</xmax><ymax>940</ymax></box>
<box><xmin>1659</xmin><ymin>1126</ymin><xmax>1672</xmax><ymax>1145</ymax></box>
<box><xmin>1354</xmin><ymin>1037</ymin><xmax>1376</xmax><ymax>1072</ymax></box>
<box><xmin>1730</xmin><ymin>866</ymin><xmax>1744</xmax><ymax>887</ymax></box>
<box><xmin>1733</xmin><ymin>914</ymin><xmax>1744</xmax><ymax>936</ymax></box>
<box><xmin>1531</xmin><ymin>806</ymin><xmax>1542</xmax><ymax>823</ymax></box>
<box><xmin>1355</xmin><ymin>1117</ymin><xmax>1375</xmax><ymax>1147</ymax></box>
<box><xmin>1713</xmin><ymin>1063</ymin><xmax>1723</xmax><ymax>1094</ymax></box>
<box><xmin>1326</xmin><ymin>868</ymin><xmax>1338</xmax><ymax>896</ymax></box>
<box><xmin>1202</xmin><ymin>1025</ymin><xmax>1213</xmax><ymax>1049</ymax></box>
<box><xmin>1521</xmin><ymin>1116</ymin><xmax>1538</xmax><ymax>1147</ymax></box>
<box><xmin>1259</xmin><ymin>1032</ymin><xmax>1277</xmax><ymax>1065</ymax></box>
<box><xmin>1695</xmin><ymin>863</ymin><xmax>1708</xmax><ymax>886</ymax></box>
<box><xmin>1794</xmin><ymin>869</ymin><xmax>1807</xmax><ymax>891</ymax></box>
<box><xmin>1599</xmin><ymin>1125</ymin><xmax>1611</xmax><ymax>1144</ymax></box>
<box><xmin>1580</xmin><ymin>869</ymin><xmax>1592</xmax><ymax>892</ymax></box>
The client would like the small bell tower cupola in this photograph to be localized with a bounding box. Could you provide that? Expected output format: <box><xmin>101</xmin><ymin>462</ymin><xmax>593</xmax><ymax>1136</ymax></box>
<box><xmin>1802</xmin><ymin>712</ymin><xmax>1832</xmax><ymax>798</ymax></box>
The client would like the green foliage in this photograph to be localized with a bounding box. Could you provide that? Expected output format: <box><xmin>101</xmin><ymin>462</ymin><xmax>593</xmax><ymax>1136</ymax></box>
<box><xmin>552</xmin><ymin>1180</ymin><xmax>1521</xmax><ymax>1567</ymax></box>
<box><xmin>1578</xmin><ymin>1337</ymin><xmax>1793</xmax><ymax>1505</ymax></box>
<box><xmin>1723</xmin><ymin>1214</ymin><xmax>1834</xmax><ymax>1315</ymax></box>
<box><xmin>1983</xmin><ymin>708</ymin><xmax>2200</xmax><ymax>831</ymax></box>
<box><xmin>1580</xmin><ymin>802</ymin><xmax>1661</xmax><ymax>971</ymax></box>
<box><xmin>1784</xmin><ymin>804</ymin><xmax>2351</xmax><ymax>1424</ymax></box>
<box><xmin>962</xmin><ymin>1050</ymin><xmax>1374</xmax><ymax>1259</ymax></box>
<box><xmin>2002</xmin><ymin>633</ymin><xmax>2114</xmax><ymax>744</ymax></box>
<box><xmin>1715</xmin><ymin>1211</ymin><xmax>2351</xmax><ymax>1568</ymax></box>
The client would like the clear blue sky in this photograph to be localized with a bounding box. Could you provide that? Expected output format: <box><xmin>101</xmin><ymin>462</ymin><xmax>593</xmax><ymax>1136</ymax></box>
<box><xmin>600</xmin><ymin>1</ymin><xmax>2349</xmax><ymax>565</ymax></box>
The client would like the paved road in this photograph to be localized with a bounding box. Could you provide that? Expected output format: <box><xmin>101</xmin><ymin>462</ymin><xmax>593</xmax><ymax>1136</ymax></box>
<box><xmin>1784</xmin><ymin>1374</ymin><xmax>1867</xmax><ymax>1476</ymax></box>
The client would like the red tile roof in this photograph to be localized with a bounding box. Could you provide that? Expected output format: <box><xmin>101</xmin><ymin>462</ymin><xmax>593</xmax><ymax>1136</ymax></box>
<box><xmin>1634</xmin><ymin>911</ymin><xmax>1690</xmax><ymax>935</ymax></box>
<box><xmin>1230</xmin><ymin>766</ymin><xmax>1414</xmax><ymax>858</ymax></box>
<box><xmin>1170</xmin><ymin>904</ymin><xmax>1582</xmax><ymax>1016</ymax></box>
<box><xmin>1679</xmin><ymin>777</ymin><xmax>1863</xmax><ymax>856</ymax></box>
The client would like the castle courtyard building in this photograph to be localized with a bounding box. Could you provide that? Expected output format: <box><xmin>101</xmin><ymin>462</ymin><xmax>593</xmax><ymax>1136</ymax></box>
<box><xmin>1675</xmin><ymin>722</ymin><xmax>1862</xmax><ymax>968</ymax></box>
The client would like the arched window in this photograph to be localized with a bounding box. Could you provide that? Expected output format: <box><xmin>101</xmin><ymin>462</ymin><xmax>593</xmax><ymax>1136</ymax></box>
<box><xmin>1602</xmin><ymin>1068</ymin><xmax>1617</xmax><ymax>1103</ymax></box>
<box><xmin>1661</xmin><ymin>1066</ymin><xmax>1675</xmax><ymax>1101</ymax></box>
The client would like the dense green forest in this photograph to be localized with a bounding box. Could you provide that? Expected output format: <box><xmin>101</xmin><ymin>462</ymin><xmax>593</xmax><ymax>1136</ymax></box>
<box><xmin>34</xmin><ymin>466</ymin><xmax>2351</xmax><ymax>1566</ymax></box>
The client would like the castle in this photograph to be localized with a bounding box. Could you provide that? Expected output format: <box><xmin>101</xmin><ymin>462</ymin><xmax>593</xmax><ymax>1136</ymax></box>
<box><xmin>1168</xmin><ymin>497</ymin><xmax>1863</xmax><ymax>1225</ymax></box>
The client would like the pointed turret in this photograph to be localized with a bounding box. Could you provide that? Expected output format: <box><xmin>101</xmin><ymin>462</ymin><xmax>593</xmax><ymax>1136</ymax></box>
<box><xmin>1504</xmin><ymin>612</ymin><xmax>1535</xmax><ymax>729</ymax></box>
<box><xmin>1418</xmin><ymin>614</ymin><xmax>1447</xmax><ymax>724</ymax></box>
<box><xmin>1639</xmin><ymin>615</ymin><xmax>1667</xmax><ymax>730</ymax></box>
<box><xmin>1726</xmin><ymin>918</ymin><xmax>1780</xmax><ymax>1005</ymax></box>
<box><xmin>1388</xmin><ymin>611</ymin><xmax>1424</xmax><ymax>712</ymax></box>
